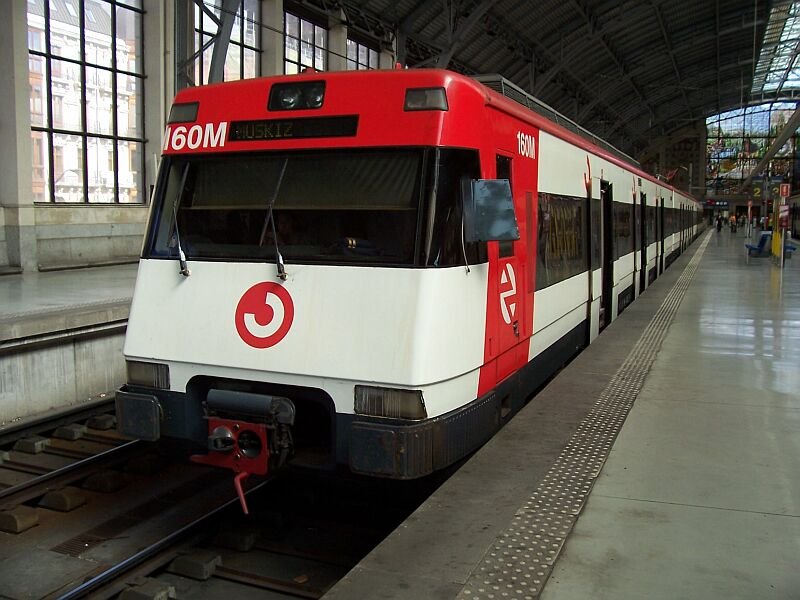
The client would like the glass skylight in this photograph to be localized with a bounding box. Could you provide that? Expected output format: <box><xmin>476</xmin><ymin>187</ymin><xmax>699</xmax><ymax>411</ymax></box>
<box><xmin>752</xmin><ymin>1</ymin><xmax>800</xmax><ymax>95</ymax></box>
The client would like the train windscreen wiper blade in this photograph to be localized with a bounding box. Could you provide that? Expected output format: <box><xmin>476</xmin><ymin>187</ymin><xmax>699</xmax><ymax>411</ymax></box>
<box><xmin>172</xmin><ymin>163</ymin><xmax>191</xmax><ymax>277</ymax></box>
<box><xmin>258</xmin><ymin>158</ymin><xmax>289</xmax><ymax>281</ymax></box>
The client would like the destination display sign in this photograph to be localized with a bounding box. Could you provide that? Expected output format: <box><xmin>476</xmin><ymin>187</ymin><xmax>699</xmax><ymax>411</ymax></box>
<box><xmin>229</xmin><ymin>116</ymin><xmax>358</xmax><ymax>142</ymax></box>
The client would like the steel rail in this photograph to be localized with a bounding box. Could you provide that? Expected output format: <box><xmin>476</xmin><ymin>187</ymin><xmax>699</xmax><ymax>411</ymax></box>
<box><xmin>55</xmin><ymin>479</ymin><xmax>270</xmax><ymax>600</ymax></box>
<box><xmin>0</xmin><ymin>398</ymin><xmax>116</xmax><ymax>446</ymax></box>
<box><xmin>0</xmin><ymin>439</ymin><xmax>144</xmax><ymax>511</ymax></box>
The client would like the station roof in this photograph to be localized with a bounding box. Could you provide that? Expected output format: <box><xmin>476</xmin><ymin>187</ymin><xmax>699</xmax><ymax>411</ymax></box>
<box><xmin>333</xmin><ymin>0</ymin><xmax>800</xmax><ymax>156</ymax></box>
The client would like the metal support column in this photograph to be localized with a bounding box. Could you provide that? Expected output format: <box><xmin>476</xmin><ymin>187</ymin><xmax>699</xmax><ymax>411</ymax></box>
<box><xmin>208</xmin><ymin>0</ymin><xmax>242</xmax><ymax>84</ymax></box>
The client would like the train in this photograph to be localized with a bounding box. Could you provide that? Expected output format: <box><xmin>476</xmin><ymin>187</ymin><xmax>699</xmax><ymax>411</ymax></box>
<box><xmin>116</xmin><ymin>67</ymin><xmax>702</xmax><ymax>511</ymax></box>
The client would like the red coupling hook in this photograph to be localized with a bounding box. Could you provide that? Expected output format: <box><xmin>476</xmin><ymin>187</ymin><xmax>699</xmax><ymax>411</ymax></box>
<box><xmin>233</xmin><ymin>471</ymin><xmax>251</xmax><ymax>515</ymax></box>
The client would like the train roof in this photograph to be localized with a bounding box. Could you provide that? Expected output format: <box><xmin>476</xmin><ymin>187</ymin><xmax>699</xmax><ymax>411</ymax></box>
<box><xmin>466</xmin><ymin>72</ymin><xmax>699</xmax><ymax>203</ymax></box>
<box><xmin>171</xmin><ymin>68</ymin><xmax>699</xmax><ymax>205</ymax></box>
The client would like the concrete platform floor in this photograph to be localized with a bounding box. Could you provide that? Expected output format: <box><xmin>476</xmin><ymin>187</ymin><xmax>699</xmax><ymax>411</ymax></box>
<box><xmin>541</xmin><ymin>230</ymin><xmax>800</xmax><ymax>599</ymax></box>
<box><xmin>0</xmin><ymin>263</ymin><xmax>137</xmax><ymax>341</ymax></box>
<box><xmin>0</xmin><ymin>264</ymin><xmax>137</xmax><ymax>320</ymax></box>
<box><xmin>324</xmin><ymin>228</ymin><xmax>800</xmax><ymax>600</ymax></box>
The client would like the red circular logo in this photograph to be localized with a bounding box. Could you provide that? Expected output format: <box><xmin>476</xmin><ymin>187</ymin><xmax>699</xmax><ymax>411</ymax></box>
<box><xmin>235</xmin><ymin>282</ymin><xmax>294</xmax><ymax>349</ymax></box>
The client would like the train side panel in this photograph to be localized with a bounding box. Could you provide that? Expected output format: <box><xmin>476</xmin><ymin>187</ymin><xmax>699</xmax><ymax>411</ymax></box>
<box><xmin>535</xmin><ymin>130</ymin><xmax>594</xmax><ymax>348</ymax></box>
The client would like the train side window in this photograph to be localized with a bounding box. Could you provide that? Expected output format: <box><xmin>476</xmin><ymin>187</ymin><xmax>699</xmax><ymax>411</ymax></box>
<box><xmin>536</xmin><ymin>191</ymin><xmax>587</xmax><ymax>290</ymax></box>
<box><xmin>590</xmin><ymin>198</ymin><xmax>601</xmax><ymax>269</ymax></box>
<box><xmin>612</xmin><ymin>201</ymin><xmax>633</xmax><ymax>259</ymax></box>
<box><xmin>422</xmin><ymin>148</ymin><xmax>486</xmax><ymax>267</ymax></box>
<box><xmin>496</xmin><ymin>154</ymin><xmax>514</xmax><ymax>258</ymax></box>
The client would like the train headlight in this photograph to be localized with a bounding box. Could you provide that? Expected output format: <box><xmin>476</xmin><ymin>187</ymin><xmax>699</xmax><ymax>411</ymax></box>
<box><xmin>167</xmin><ymin>102</ymin><xmax>199</xmax><ymax>123</ymax></box>
<box><xmin>306</xmin><ymin>84</ymin><xmax>325</xmax><ymax>108</ymax></box>
<box><xmin>126</xmin><ymin>360</ymin><xmax>170</xmax><ymax>390</ymax></box>
<box><xmin>278</xmin><ymin>86</ymin><xmax>302</xmax><ymax>109</ymax></box>
<box><xmin>268</xmin><ymin>81</ymin><xmax>326</xmax><ymax>111</ymax></box>
<box><xmin>404</xmin><ymin>87</ymin><xmax>448</xmax><ymax>111</ymax></box>
<box><xmin>354</xmin><ymin>386</ymin><xmax>427</xmax><ymax>420</ymax></box>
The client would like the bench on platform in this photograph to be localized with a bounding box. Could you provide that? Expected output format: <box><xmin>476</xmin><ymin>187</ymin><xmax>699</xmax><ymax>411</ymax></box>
<box><xmin>745</xmin><ymin>232</ymin><xmax>797</xmax><ymax>258</ymax></box>
<box><xmin>745</xmin><ymin>232</ymin><xmax>772</xmax><ymax>257</ymax></box>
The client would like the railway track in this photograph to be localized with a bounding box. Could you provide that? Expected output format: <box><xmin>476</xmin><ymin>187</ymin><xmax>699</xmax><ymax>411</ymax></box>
<box><xmin>0</xmin><ymin>400</ymin><xmax>145</xmax><ymax>515</ymax></box>
<box><xmin>0</xmin><ymin>396</ymin><xmax>117</xmax><ymax>447</ymax></box>
<box><xmin>48</xmin><ymin>472</ymin><xmax>432</xmax><ymax>600</ymax></box>
<box><xmin>0</xmin><ymin>403</ymin><xmax>443</xmax><ymax>600</ymax></box>
<box><xmin>0</xmin><ymin>446</ymin><xmax>244</xmax><ymax>598</ymax></box>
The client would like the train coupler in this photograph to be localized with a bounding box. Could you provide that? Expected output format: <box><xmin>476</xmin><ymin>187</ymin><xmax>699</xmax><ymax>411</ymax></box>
<box><xmin>190</xmin><ymin>417</ymin><xmax>271</xmax><ymax>472</ymax></box>
<box><xmin>190</xmin><ymin>417</ymin><xmax>270</xmax><ymax>515</ymax></box>
<box><xmin>190</xmin><ymin>393</ymin><xmax>295</xmax><ymax>513</ymax></box>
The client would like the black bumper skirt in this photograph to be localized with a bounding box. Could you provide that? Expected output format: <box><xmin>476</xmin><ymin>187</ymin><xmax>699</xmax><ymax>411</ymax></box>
<box><xmin>348</xmin><ymin>391</ymin><xmax>499</xmax><ymax>479</ymax></box>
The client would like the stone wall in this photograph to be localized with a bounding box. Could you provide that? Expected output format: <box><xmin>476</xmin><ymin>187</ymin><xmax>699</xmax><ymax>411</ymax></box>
<box><xmin>35</xmin><ymin>205</ymin><xmax>148</xmax><ymax>268</ymax></box>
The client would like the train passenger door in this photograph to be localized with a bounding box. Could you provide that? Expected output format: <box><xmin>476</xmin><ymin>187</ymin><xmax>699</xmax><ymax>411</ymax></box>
<box><xmin>639</xmin><ymin>192</ymin><xmax>647</xmax><ymax>293</ymax></box>
<box><xmin>587</xmin><ymin>177</ymin><xmax>599</xmax><ymax>343</ymax></box>
<box><xmin>685</xmin><ymin>206</ymin><xmax>689</xmax><ymax>248</ymax></box>
<box><xmin>632</xmin><ymin>188</ymin><xmax>638</xmax><ymax>297</ymax></box>
<box><xmin>495</xmin><ymin>154</ymin><xmax>527</xmax><ymax>381</ymax></box>
<box><xmin>600</xmin><ymin>180</ymin><xmax>613</xmax><ymax>330</ymax></box>
<box><xmin>659</xmin><ymin>196</ymin><xmax>665</xmax><ymax>274</ymax></box>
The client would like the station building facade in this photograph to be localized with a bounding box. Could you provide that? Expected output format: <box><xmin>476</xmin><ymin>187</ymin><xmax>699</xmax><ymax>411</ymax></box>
<box><xmin>2</xmin><ymin>0</ymin><xmax>799</xmax><ymax>274</ymax></box>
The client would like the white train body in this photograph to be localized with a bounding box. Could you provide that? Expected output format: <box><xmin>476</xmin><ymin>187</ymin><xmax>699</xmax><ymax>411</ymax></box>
<box><xmin>116</xmin><ymin>69</ymin><xmax>702</xmax><ymax>480</ymax></box>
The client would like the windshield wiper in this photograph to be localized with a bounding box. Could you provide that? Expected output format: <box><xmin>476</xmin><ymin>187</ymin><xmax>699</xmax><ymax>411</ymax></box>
<box><xmin>172</xmin><ymin>163</ymin><xmax>191</xmax><ymax>277</ymax></box>
<box><xmin>258</xmin><ymin>158</ymin><xmax>289</xmax><ymax>281</ymax></box>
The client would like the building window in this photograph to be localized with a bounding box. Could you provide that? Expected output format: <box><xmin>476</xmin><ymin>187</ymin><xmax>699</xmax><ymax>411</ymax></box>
<box><xmin>284</xmin><ymin>11</ymin><xmax>327</xmax><ymax>74</ymax></box>
<box><xmin>27</xmin><ymin>0</ymin><xmax>145</xmax><ymax>203</ymax></box>
<box><xmin>194</xmin><ymin>0</ymin><xmax>261</xmax><ymax>85</ymax></box>
<box><xmin>30</xmin><ymin>85</ymin><xmax>43</xmax><ymax>117</ymax></box>
<box><xmin>346</xmin><ymin>38</ymin><xmax>378</xmax><ymax>70</ymax></box>
<box><xmin>706</xmin><ymin>102</ymin><xmax>800</xmax><ymax>202</ymax></box>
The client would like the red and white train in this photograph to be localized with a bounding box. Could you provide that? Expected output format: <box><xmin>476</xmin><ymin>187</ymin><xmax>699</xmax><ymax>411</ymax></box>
<box><xmin>117</xmin><ymin>68</ymin><xmax>701</xmax><ymax>508</ymax></box>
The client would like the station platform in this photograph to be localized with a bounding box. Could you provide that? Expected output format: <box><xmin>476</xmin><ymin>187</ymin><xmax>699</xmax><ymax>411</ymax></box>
<box><xmin>325</xmin><ymin>229</ymin><xmax>800</xmax><ymax>600</ymax></box>
<box><xmin>0</xmin><ymin>264</ymin><xmax>137</xmax><ymax>344</ymax></box>
<box><xmin>0</xmin><ymin>264</ymin><xmax>137</xmax><ymax>426</ymax></box>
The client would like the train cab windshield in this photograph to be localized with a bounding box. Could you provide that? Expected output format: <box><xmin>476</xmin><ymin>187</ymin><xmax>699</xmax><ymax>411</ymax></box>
<box><xmin>146</xmin><ymin>147</ymin><xmax>483</xmax><ymax>267</ymax></box>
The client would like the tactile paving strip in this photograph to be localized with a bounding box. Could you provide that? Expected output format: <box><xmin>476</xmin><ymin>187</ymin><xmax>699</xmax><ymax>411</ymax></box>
<box><xmin>458</xmin><ymin>232</ymin><xmax>712</xmax><ymax>600</ymax></box>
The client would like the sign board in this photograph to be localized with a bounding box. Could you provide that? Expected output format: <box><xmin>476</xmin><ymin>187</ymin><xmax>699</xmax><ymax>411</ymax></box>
<box><xmin>750</xmin><ymin>176</ymin><xmax>785</xmax><ymax>202</ymax></box>
<box><xmin>779</xmin><ymin>203</ymin><xmax>790</xmax><ymax>229</ymax></box>
<box><xmin>780</xmin><ymin>183</ymin><xmax>790</xmax><ymax>198</ymax></box>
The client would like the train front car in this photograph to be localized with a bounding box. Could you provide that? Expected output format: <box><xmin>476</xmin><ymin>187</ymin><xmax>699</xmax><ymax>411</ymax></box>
<box><xmin>116</xmin><ymin>69</ymin><xmax>525</xmax><ymax>502</ymax></box>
